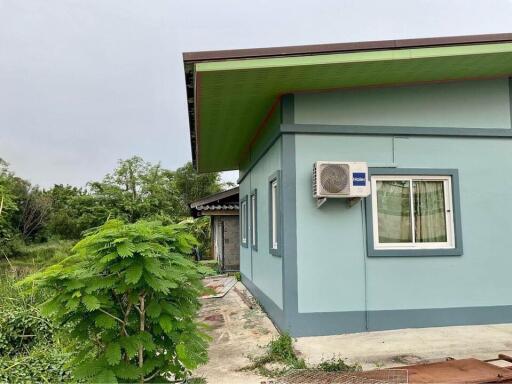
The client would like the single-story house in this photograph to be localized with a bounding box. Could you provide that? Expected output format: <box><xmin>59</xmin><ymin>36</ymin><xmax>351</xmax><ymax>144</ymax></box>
<box><xmin>183</xmin><ymin>33</ymin><xmax>512</xmax><ymax>336</ymax></box>
<box><xmin>190</xmin><ymin>187</ymin><xmax>240</xmax><ymax>272</ymax></box>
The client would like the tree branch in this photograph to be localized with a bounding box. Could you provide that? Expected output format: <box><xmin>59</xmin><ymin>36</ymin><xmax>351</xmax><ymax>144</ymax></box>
<box><xmin>97</xmin><ymin>308</ymin><xmax>125</xmax><ymax>325</ymax></box>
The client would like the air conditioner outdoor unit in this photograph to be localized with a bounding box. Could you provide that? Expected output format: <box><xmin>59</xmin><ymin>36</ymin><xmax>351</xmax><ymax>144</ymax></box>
<box><xmin>313</xmin><ymin>161</ymin><xmax>371</xmax><ymax>203</ymax></box>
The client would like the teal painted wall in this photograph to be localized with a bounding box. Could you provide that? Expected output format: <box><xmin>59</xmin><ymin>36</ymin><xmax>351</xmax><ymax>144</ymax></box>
<box><xmin>294</xmin><ymin>135</ymin><xmax>393</xmax><ymax>313</ymax></box>
<box><xmin>239</xmin><ymin>137</ymin><xmax>283</xmax><ymax>309</ymax></box>
<box><xmin>294</xmin><ymin>134</ymin><xmax>512</xmax><ymax>313</ymax></box>
<box><xmin>367</xmin><ymin>137</ymin><xmax>512</xmax><ymax>310</ymax></box>
<box><xmin>294</xmin><ymin>78</ymin><xmax>511</xmax><ymax>129</ymax></box>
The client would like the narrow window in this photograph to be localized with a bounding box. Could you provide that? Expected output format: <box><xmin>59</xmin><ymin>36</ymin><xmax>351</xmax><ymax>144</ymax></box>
<box><xmin>268</xmin><ymin>171</ymin><xmax>281</xmax><ymax>256</ymax></box>
<box><xmin>271</xmin><ymin>180</ymin><xmax>278</xmax><ymax>250</ymax></box>
<box><xmin>250</xmin><ymin>190</ymin><xmax>257</xmax><ymax>250</ymax></box>
<box><xmin>371</xmin><ymin>175</ymin><xmax>455</xmax><ymax>250</ymax></box>
<box><xmin>240</xmin><ymin>197</ymin><xmax>248</xmax><ymax>247</ymax></box>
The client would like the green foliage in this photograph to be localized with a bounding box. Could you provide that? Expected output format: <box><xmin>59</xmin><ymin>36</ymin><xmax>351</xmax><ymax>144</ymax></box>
<box><xmin>243</xmin><ymin>334</ymin><xmax>362</xmax><ymax>378</ymax></box>
<box><xmin>0</xmin><ymin>272</ymin><xmax>74</xmax><ymax>383</ymax></box>
<box><xmin>0</xmin><ymin>274</ymin><xmax>53</xmax><ymax>356</ymax></box>
<box><xmin>243</xmin><ymin>333</ymin><xmax>306</xmax><ymax>377</ymax></box>
<box><xmin>0</xmin><ymin>343</ymin><xmax>74</xmax><ymax>382</ymax></box>
<box><xmin>20</xmin><ymin>220</ymin><xmax>210</xmax><ymax>383</ymax></box>
<box><xmin>1</xmin><ymin>156</ymin><xmax>227</xmax><ymax>262</ymax></box>
<box><xmin>181</xmin><ymin>217</ymin><xmax>212</xmax><ymax>258</ymax></box>
<box><xmin>317</xmin><ymin>356</ymin><xmax>362</xmax><ymax>372</ymax></box>
<box><xmin>173</xmin><ymin>162</ymin><xmax>224</xmax><ymax>216</ymax></box>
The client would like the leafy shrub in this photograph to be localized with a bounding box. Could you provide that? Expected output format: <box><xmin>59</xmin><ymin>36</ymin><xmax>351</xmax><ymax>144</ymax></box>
<box><xmin>0</xmin><ymin>273</ymin><xmax>70</xmax><ymax>382</ymax></box>
<box><xmin>0</xmin><ymin>273</ymin><xmax>53</xmax><ymax>356</ymax></box>
<box><xmin>20</xmin><ymin>220</ymin><xmax>210</xmax><ymax>383</ymax></box>
<box><xmin>0</xmin><ymin>343</ymin><xmax>74</xmax><ymax>383</ymax></box>
<box><xmin>0</xmin><ymin>306</ymin><xmax>53</xmax><ymax>356</ymax></box>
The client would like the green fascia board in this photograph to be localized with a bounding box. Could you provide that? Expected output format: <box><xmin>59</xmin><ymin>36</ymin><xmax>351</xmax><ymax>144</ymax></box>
<box><xmin>194</xmin><ymin>42</ymin><xmax>512</xmax><ymax>172</ymax></box>
<box><xmin>196</xmin><ymin>42</ymin><xmax>512</xmax><ymax>71</ymax></box>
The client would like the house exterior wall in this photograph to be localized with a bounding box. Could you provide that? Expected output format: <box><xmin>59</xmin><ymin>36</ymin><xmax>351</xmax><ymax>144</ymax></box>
<box><xmin>212</xmin><ymin>215</ymin><xmax>240</xmax><ymax>271</ymax></box>
<box><xmin>240</xmin><ymin>77</ymin><xmax>512</xmax><ymax>337</ymax></box>
<box><xmin>288</xmin><ymin>77</ymin><xmax>512</xmax><ymax>335</ymax></box>
<box><xmin>239</xmin><ymin>136</ymin><xmax>283</xmax><ymax>310</ymax></box>
<box><xmin>222</xmin><ymin>215</ymin><xmax>240</xmax><ymax>271</ymax></box>
<box><xmin>294</xmin><ymin>78</ymin><xmax>512</xmax><ymax>129</ymax></box>
<box><xmin>294</xmin><ymin>135</ymin><xmax>512</xmax><ymax>314</ymax></box>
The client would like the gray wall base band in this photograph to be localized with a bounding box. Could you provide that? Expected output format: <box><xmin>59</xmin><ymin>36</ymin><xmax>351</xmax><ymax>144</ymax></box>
<box><xmin>289</xmin><ymin>306</ymin><xmax>512</xmax><ymax>337</ymax></box>
<box><xmin>238</xmin><ymin>277</ymin><xmax>512</xmax><ymax>337</ymax></box>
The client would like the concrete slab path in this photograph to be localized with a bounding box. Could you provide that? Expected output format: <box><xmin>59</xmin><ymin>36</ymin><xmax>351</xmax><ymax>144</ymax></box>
<box><xmin>295</xmin><ymin>323</ymin><xmax>512</xmax><ymax>370</ymax></box>
<box><xmin>193</xmin><ymin>282</ymin><xmax>279</xmax><ymax>384</ymax></box>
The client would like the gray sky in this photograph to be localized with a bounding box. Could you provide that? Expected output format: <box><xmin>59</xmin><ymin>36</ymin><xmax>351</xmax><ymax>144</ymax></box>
<box><xmin>1</xmin><ymin>0</ymin><xmax>511</xmax><ymax>188</ymax></box>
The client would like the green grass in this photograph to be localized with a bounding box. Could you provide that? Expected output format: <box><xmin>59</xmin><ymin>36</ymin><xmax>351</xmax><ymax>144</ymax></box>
<box><xmin>0</xmin><ymin>240</ymin><xmax>74</xmax><ymax>277</ymax></box>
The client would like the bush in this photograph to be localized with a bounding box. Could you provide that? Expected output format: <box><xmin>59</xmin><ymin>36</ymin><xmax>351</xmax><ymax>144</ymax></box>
<box><xmin>0</xmin><ymin>343</ymin><xmax>74</xmax><ymax>382</ymax></box>
<box><xmin>0</xmin><ymin>273</ymin><xmax>53</xmax><ymax>356</ymax></box>
<box><xmin>20</xmin><ymin>220</ymin><xmax>210</xmax><ymax>383</ymax></box>
<box><xmin>0</xmin><ymin>272</ymin><xmax>71</xmax><ymax>382</ymax></box>
<box><xmin>0</xmin><ymin>306</ymin><xmax>53</xmax><ymax>356</ymax></box>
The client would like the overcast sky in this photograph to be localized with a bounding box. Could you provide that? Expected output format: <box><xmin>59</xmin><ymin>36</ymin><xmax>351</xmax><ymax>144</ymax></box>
<box><xmin>1</xmin><ymin>0</ymin><xmax>511</xmax><ymax>188</ymax></box>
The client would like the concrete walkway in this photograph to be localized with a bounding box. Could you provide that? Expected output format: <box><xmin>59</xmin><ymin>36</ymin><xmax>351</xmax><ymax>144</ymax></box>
<box><xmin>193</xmin><ymin>282</ymin><xmax>279</xmax><ymax>384</ymax></box>
<box><xmin>295</xmin><ymin>323</ymin><xmax>512</xmax><ymax>370</ymax></box>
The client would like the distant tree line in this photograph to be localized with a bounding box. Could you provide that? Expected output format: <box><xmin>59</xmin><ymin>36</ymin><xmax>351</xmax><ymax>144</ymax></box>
<box><xmin>0</xmin><ymin>156</ymin><xmax>230</xmax><ymax>254</ymax></box>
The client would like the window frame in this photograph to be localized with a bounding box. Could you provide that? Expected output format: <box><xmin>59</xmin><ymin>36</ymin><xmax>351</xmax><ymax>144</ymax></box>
<box><xmin>240</xmin><ymin>195</ymin><xmax>248</xmax><ymax>248</ymax></box>
<box><xmin>365</xmin><ymin>168</ymin><xmax>463</xmax><ymax>257</ymax></box>
<box><xmin>268</xmin><ymin>171</ymin><xmax>281</xmax><ymax>256</ymax></box>
<box><xmin>250</xmin><ymin>189</ymin><xmax>258</xmax><ymax>250</ymax></box>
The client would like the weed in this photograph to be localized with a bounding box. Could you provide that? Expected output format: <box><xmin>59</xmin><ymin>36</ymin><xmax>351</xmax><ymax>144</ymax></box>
<box><xmin>242</xmin><ymin>333</ymin><xmax>306</xmax><ymax>377</ymax></box>
<box><xmin>317</xmin><ymin>355</ymin><xmax>362</xmax><ymax>372</ymax></box>
<box><xmin>234</xmin><ymin>272</ymin><xmax>241</xmax><ymax>281</ymax></box>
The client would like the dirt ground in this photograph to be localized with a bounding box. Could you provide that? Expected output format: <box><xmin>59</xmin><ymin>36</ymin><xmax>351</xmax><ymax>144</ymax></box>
<box><xmin>193</xmin><ymin>282</ymin><xmax>279</xmax><ymax>384</ymax></box>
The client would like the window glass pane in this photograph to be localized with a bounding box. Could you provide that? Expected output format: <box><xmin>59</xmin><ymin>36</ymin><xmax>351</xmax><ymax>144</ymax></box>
<box><xmin>413</xmin><ymin>181</ymin><xmax>447</xmax><ymax>243</ymax></box>
<box><xmin>376</xmin><ymin>180</ymin><xmax>412</xmax><ymax>243</ymax></box>
<box><xmin>271</xmin><ymin>181</ymin><xmax>277</xmax><ymax>249</ymax></box>
<box><xmin>251</xmin><ymin>195</ymin><xmax>256</xmax><ymax>245</ymax></box>
<box><xmin>241</xmin><ymin>201</ymin><xmax>247</xmax><ymax>242</ymax></box>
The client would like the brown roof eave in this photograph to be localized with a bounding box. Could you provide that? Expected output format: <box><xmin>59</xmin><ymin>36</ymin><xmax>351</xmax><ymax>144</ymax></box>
<box><xmin>183</xmin><ymin>32</ymin><xmax>512</xmax><ymax>171</ymax></box>
<box><xmin>182</xmin><ymin>32</ymin><xmax>512</xmax><ymax>63</ymax></box>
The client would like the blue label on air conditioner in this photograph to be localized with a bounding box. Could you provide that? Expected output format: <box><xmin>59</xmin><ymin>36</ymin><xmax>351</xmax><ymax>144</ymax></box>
<box><xmin>352</xmin><ymin>172</ymin><xmax>366</xmax><ymax>186</ymax></box>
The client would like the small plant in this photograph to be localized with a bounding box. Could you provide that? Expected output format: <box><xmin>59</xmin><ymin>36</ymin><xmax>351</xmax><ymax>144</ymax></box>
<box><xmin>317</xmin><ymin>355</ymin><xmax>362</xmax><ymax>372</ymax></box>
<box><xmin>243</xmin><ymin>333</ymin><xmax>306</xmax><ymax>377</ymax></box>
<box><xmin>20</xmin><ymin>220</ymin><xmax>210</xmax><ymax>383</ymax></box>
<box><xmin>234</xmin><ymin>272</ymin><xmax>241</xmax><ymax>281</ymax></box>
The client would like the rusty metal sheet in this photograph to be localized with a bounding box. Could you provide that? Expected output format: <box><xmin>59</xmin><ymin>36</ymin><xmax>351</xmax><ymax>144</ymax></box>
<box><xmin>401</xmin><ymin>358</ymin><xmax>512</xmax><ymax>383</ymax></box>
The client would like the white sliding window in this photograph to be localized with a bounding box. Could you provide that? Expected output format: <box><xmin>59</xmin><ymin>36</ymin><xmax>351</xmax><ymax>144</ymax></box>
<box><xmin>370</xmin><ymin>175</ymin><xmax>455</xmax><ymax>250</ymax></box>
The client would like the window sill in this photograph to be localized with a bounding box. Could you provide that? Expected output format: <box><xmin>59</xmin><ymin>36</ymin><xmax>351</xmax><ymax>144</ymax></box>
<box><xmin>368</xmin><ymin>247</ymin><xmax>463</xmax><ymax>257</ymax></box>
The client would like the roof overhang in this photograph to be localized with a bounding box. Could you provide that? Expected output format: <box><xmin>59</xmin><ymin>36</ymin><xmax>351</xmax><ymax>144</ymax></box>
<box><xmin>189</xmin><ymin>187</ymin><xmax>239</xmax><ymax>217</ymax></box>
<box><xmin>183</xmin><ymin>33</ymin><xmax>512</xmax><ymax>173</ymax></box>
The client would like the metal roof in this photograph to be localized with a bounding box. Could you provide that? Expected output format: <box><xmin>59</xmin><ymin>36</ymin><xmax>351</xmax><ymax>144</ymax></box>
<box><xmin>183</xmin><ymin>33</ymin><xmax>512</xmax><ymax>173</ymax></box>
<box><xmin>194</xmin><ymin>204</ymin><xmax>239</xmax><ymax>211</ymax></box>
<box><xmin>189</xmin><ymin>187</ymin><xmax>239</xmax><ymax>217</ymax></box>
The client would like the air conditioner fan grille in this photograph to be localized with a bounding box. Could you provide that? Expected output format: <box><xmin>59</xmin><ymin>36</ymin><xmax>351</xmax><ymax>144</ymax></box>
<box><xmin>320</xmin><ymin>164</ymin><xmax>349</xmax><ymax>194</ymax></box>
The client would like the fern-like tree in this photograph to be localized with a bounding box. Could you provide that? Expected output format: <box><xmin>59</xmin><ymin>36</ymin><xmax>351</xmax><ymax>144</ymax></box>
<box><xmin>20</xmin><ymin>220</ymin><xmax>209</xmax><ymax>383</ymax></box>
